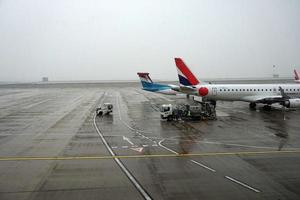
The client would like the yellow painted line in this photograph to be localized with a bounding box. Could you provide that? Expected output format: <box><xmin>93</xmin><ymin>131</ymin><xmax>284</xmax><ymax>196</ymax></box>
<box><xmin>0</xmin><ymin>150</ymin><xmax>300</xmax><ymax>161</ymax></box>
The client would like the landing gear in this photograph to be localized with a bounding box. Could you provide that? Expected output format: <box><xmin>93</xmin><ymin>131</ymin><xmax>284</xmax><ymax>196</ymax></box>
<box><xmin>263</xmin><ymin>105</ymin><xmax>271</xmax><ymax>111</ymax></box>
<box><xmin>249</xmin><ymin>102</ymin><xmax>256</xmax><ymax>110</ymax></box>
<box><xmin>210</xmin><ymin>100</ymin><xmax>216</xmax><ymax>108</ymax></box>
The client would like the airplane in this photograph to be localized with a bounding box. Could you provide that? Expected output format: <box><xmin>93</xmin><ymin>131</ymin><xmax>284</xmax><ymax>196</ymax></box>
<box><xmin>173</xmin><ymin>58</ymin><xmax>300</xmax><ymax>109</ymax></box>
<box><xmin>294</xmin><ymin>69</ymin><xmax>300</xmax><ymax>83</ymax></box>
<box><xmin>137</xmin><ymin>72</ymin><xmax>179</xmax><ymax>95</ymax></box>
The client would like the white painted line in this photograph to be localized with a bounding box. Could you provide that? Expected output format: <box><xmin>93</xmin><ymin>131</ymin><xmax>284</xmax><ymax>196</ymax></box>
<box><xmin>123</xmin><ymin>136</ymin><xmax>134</xmax><ymax>145</ymax></box>
<box><xmin>190</xmin><ymin>160</ymin><xmax>216</xmax><ymax>172</ymax></box>
<box><xmin>203</xmin><ymin>141</ymin><xmax>278</xmax><ymax>150</ymax></box>
<box><xmin>116</xmin><ymin>96</ymin><xmax>135</xmax><ymax>131</ymax></box>
<box><xmin>131</xmin><ymin>147</ymin><xmax>144</xmax><ymax>153</ymax></box>
<box><xmin>225</xmin><ymin>176</ymin><xmax>260</xmax><ymax>193</ymax></box>
<box><xmin>152</xmin><ymin>144</ymin><xmax>158</xmax><ymax>147</ymax></box>
<box><xmin>23</xmin><ymin>99</ymin><xmax>51</xmax><ymax>109</ymax></box>
<box><xmin>142</xmin><ymin>145</ymin><xmax>149</xmax><ymax>147</ymax></box>
<box><xmin>158</xmin><ymin>139</ymin><xmax>179</xmax><ymax>155</ymax></box>
<box><xmin>93</xmin><ymin>113</ymin><xmax>152</xmax><ymax>200</ymax></box>
<box><xmin>116</xmin><ymin>95</ymin><xmax>155</xmax><ymax>145</ymax></box>
<box><xmin>159</xmin><ymin>140</ymin><xmax>217</xmax><ymax>173</ymax></box>
<box><xmin>111</xmin><ymin>146</ymin><xmax>118</xmax><ymax>149</ymax></box>
<box><xmin>122</xmin><ymin>146</ymin><xmax>129</xmax><ymax>148</ymax></box>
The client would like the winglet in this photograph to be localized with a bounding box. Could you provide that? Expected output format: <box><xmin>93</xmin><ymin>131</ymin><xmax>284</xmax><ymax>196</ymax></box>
<box><xmin>294</xmin><ymin>69</ymin><xmax>299</xmax><ymax>81</ymax></box>
<box><xmin>175</xmin><ymin>58</ymin><xmax>200</xmax><ymax>86</ymax></box>
<box><xmin>279</xmin><ymin>86</ymin><xmax>290</xmax><ymax>99</ymax></box>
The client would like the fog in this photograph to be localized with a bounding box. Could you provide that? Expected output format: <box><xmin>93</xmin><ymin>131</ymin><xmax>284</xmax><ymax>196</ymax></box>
<box><xmin>0</xmin><ymin>0</ymin><xmax>300</xmax><ymax>82</ymax></box>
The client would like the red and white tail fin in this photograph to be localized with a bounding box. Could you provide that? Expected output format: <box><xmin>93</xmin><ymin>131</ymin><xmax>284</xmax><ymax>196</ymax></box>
<box><xmin>174</xmin><ymin>58</ymin><xmax>200</xmax><ymax>86</ymax></box>
<box><xmin>294</xmin><ymin>69</ymin><xmax>300</xmax><ymax>82</ymax></box>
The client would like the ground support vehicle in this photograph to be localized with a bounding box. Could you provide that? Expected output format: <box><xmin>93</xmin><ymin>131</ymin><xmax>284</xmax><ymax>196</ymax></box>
<box><xmin>160</xmin><ymin>102</ymin><xmax>216</xmax><ymax>121</ymax></box>
<box><xmin>96</xmin><ymin>103</ymin><xmax>113</xmax><ymax>116</ymax></box>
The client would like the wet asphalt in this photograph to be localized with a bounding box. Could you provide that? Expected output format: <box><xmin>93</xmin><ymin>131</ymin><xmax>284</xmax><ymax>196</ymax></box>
<box><xmin>0</xmin><ymin>82</ymin><xmax>299</xmax><ymax>200</ymax></box>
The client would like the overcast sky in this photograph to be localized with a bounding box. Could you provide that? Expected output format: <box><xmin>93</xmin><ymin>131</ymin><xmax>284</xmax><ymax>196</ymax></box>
<box><xmin>0</xmin><ymin>0</ymin><xmax>300</xmax><ymax>82</ymax></box>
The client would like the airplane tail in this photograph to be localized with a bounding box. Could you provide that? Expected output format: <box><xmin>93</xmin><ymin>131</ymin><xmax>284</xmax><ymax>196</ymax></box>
<box><xmin>175</xmin><ymin>58</ymin><xmax>200</xmax><ymax>86</ymax></box>
<box><xmin>294</xmin><ymin>69</ymin><xmax>300</xmax><ymax>81</ymax></box>
<box><xmin>137</xmin><ymin>72</ymin><xmax>154</xmax><ymax>89</ymax></box>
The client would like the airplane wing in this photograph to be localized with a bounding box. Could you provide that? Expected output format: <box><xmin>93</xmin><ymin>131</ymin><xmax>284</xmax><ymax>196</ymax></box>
<box><xmin>170</xmin><ymin>85</ymin><xmax>199</xmax><ymax>95</ymax></box>
<box><xmin>168</xmin><ymin>84</ymin><xmax>180</xmax><ymax>91</ymax></box>
<box><xmin>241</xmin><ymin>95</ymin><xmax>284</xmax><ymax>104</ymax></box>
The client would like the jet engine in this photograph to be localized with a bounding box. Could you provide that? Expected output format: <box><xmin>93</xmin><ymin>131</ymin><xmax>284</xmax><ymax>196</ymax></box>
<box><xmin>282</xmin><ymin>99</ymin><xmax>300</xmax><ymax>108</ymax></box>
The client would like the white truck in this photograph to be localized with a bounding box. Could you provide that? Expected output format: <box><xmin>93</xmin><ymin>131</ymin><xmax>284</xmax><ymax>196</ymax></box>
<box><xmin>96</xmin><ymin>103</ymin><xmax>113</xmax><ymax>116</ymax></box>
<box><xmin>160</xmin><ymin>103</ymin><xmax>216</xmax><ymax>121</ymax></box>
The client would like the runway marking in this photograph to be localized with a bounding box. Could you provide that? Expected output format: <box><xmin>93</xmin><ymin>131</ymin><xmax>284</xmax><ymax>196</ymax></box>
<box><xmin>158</xmin><ymin>139</ymin><xmax>217</xmax><ymax>172</ymax></box>
<box><xmin>94</xmin><ymin>144</ymin><xmax>162</xmax><ymax>150</ymax></box>
<box><xmin>94</xmin><ymin>111</ymin><xmax>152</xmax><ymax>200</ymax></box>
<box><xmin>200</xmin><ymin>141</ymin><xmax>282</xmax><ymax>150</ymax></box>
<box><xmin>23</xmin><ymin>99</ymin><xmax>51</xmax><ymax>109</ymax></box>
<box><xmin>131</xmin><ymin>147</ymin><xmax>144</xmax><ymax>153</ymax></box>
<box><xmin>190</xmin><ymin>160</ymin><xmax>216</xmax><ymax>172</ymax></box>
<box><xmin>116</xmin><ymin>95</ymin><xmax>135</xmax><ymax>131</ymax></box>
<box><xmin>123</xmin><ymin>136</ymin><xmax>134</xmax><ymax>145</ymax></box>
<box><xmin>0</xmin><ymin>149</ymin><xmax>300</xmax><ymax>161</ymax></box>
<box><xmin>116</xmin><ymin>95</ymin><xmax>155</xmax><ymax>143</ymax></box>
<box><xmin>158</xmin><ymin>139</ymin><xmax>179</xmax><ymax>155</ymax></box>
<box><xmin>225</xmin><ymin>176</ymin><xmax>260</xmax><ymax>193</ymax></box>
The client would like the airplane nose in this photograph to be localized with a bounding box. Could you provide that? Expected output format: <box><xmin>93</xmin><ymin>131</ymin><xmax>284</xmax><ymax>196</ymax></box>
<box><xmin>199</xmin><ymin>87</ymin><xmax>209</xmax><ymax>96</ymax></box>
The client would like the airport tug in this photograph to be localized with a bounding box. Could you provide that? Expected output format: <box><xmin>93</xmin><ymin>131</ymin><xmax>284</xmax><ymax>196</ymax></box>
<box><xmin>96</xmin><ymin>103</ymin><xmax>113</xmax><ymax>116</ymax></box>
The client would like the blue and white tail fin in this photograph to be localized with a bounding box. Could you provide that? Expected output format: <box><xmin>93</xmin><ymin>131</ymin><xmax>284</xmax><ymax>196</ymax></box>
<box><xmin>174</xmin><ymin>58</ymin><xmax>200</xmax><ymax>86</ymax></box>
<box><xmin>137</xmin><ymin>72</ymin><xmax>178</xmax><ymax>95</ymax></box>
<box><xmin>137</xmin><ymin>72</ymin><xmax>153</xmax><ymax>89</ymax></box>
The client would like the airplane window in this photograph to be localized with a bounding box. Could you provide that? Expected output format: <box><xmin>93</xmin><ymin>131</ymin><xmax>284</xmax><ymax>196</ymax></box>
<box><xmin>290</xmin><ymin>89</ymin><xmax>292</xmax><ymax>91</ymax></box>
<box><xmin>258</xmin><ymin>89</ymin><xmax>260</xmax><ymax>91</ymax></box>
<box><xmin>236</xmin><ymin>89</ymin><xmax>238</xmax><ymax>91</ymax></box>
<box><xmin>294</xmin><ymin>89</ymin><xmax>296</xmax><ymax>91</ymax></box>
<box><xmin>274</xmin><ymin>89</ymin><xmax>276</xmax><ymax>91</ymax></box>
<box><xmin>254</xmin><ymin>89</ymin><xmax>256</xmax><ymax>91</ymax></box>
<box><xmin>243</xmin><ymin>89</ymin><xmax>245</xmax><ymax>91</ymax></box>
<box><xmin>232</xmin><ymin>89</ymin><xmax>234</xmax><ymax>91</ymax></box>
<box><xmin>224</xmin><ymin>89</ymin><xmax>226</xmax><ymax>91</ymax></box>
<box><xmin>220</xmin><ymin>89</ymin><xmax>222</xmax><ymax>92</ymax></box>
<box><xmin>247</xmin><ymin>89</ymin><xmax>249</xmax><ymax>91</ymax></box>
<box><xmin>286</xmin><ymin>89</ymin><xmax>288</xmax><ymax>91</ymax></box>
<box><xmin>240</xmin><ymin>89</ymin><xmax>242</xmax><ymax>91</ymax></box>
<box><xmin>270</xmin><ymin>89</ymin><xmax>272</xmax><ymax>91</ymax></box>
<box><xmin>250</xmin><ymin>89</ymin><xmax>252</xmax><ymax>91</ymax></box>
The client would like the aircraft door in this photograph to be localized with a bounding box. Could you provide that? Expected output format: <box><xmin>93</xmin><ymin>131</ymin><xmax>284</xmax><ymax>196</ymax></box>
<box><xmin>212</xmin><ymin>87</ymin><xmax>217</xmax><ymax>96</ymax></box>
<box><xmin>273</xmin><ymin>87</ymin><xmax>278</xmax><ymax>95</ymax></box>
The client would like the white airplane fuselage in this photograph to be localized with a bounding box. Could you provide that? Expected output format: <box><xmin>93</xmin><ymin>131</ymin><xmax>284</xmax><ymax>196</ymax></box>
<box><xmin>188</xmin><ymin>84</ymin><xmax>300</xmax><ymax>102</ymax></box>
<box><xmin>174</xmin><ymin>57</ymin><xmax>300</xmax><ymax>108</ymax></box>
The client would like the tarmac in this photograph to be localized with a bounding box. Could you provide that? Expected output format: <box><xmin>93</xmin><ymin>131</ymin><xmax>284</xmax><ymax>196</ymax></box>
<box><xmin>0</xmin><ymin>82</ymin><xmax>300</xmax><ymax>200</ymax></box>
